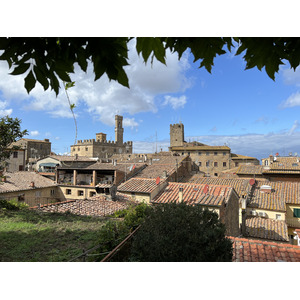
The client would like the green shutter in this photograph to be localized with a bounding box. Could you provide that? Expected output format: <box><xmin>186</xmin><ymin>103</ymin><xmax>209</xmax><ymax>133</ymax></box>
<box><xmin>293</xmin><ymin>208</ymin><xmax>300</xmax><ymax>218</ymax></box>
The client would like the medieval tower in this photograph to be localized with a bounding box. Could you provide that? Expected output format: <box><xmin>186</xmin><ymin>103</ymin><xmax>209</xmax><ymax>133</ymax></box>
<box><xmin>71</xmin><ymin>115</ymin><xmax>132</xmax><ymax>158</ymax></box>
<box><xmin>115</xmin><ymin>115</ymin><xmax>124</xmax><ymax>145</ymax></box>
<box><xmin>170</xmin><ymin>122</ymin><xmax>184</xmax><ymax>147</ymax></box>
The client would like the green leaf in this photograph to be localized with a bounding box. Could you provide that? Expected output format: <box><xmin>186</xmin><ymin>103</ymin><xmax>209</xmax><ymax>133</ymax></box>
<box><xmin>65</xmin><ymin>82</ymin><xmax>75</xmax><ymax>90</ymax></box>
<box><xmin>54</xmin><ymin>69</ymin><xmax>72</xmax><ymax>82</ymax></box>
<box><xmin>116</xmin><ymin>67</ymin><xmax>129</xmax><ymax>88</ymax></box>
<box><xmin>33</xmin><ymin>65</ymin><xmax>49</xmax><ymax>91</ymax></box>
<box><xmin>24</xmin><ymin>70</ymin><xmax>36</xmax><ymax>94</ymax></box>
<box><xmin>10</xmin><ymin>63</ymin><xmax>31</xmax><ymax>75</ymax></box>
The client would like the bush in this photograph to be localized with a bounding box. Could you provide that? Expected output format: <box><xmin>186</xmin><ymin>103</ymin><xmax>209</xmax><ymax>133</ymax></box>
<box><xmin>0</xmin><ymin>198</ymin><xmax>29</xmax><ymax>211</ymax></box>
<box><xmin>130</xmin><ymin>203</ymin><xmax>233</xmax><ymax>262</ymax></box>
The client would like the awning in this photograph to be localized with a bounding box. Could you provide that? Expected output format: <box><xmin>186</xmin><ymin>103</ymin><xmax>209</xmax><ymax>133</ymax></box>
<box><xmin>40</xmin><ymin>163</ymin><xmax>58</xmax><ymax>167</ymax></box>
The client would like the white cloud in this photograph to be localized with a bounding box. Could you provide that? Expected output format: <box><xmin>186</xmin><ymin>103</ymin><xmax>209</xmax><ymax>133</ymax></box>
<box><xmin>280</xmin><ymin>91</ymin><xmax>300</xmax><ymax>108</ymax></box>
<box><xmin>0</xmin><ymin>39</ymin><xmax>193</xmax><ymax>128</ymax></box>
<box><xmin>163</xmin><ymin>95</ymin><xmax>187</xmax><ymax>110</ymax></box>
<box><xmin>30</xmin><ymin>130</ymin><xmax>39</xmax><ymax>137</ymax></box>
<box><xmin>0</xmin><ymin>100</ymin><xmax>12</xmax><ymax>117</ymax></box>
<box><xmin>288</xmin><ymin>120</ymin><xmax>300</xmax><ymax>135</ymax></box>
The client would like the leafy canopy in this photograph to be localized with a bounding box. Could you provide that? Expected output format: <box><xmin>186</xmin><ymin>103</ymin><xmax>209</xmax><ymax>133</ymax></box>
<box><xmin>130</xmin><ymin>202</ymin><xmax>233</xmax><ymax>262</ymax></box>
<box><xmin>1</xmin><ymin>37</ymin><xmax>299</xmax><ymax>95</ymax></box>
<box><xmin>0</xmin><ymin>116</ymin><xmax>28</xmax><ymax>167</ymax></box>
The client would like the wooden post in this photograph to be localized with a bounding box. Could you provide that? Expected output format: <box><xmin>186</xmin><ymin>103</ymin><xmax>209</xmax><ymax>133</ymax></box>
<box><xmin>92</xmin><ymin>170</ymin><xmax>96</xmax><ymax>186</ymax></box>
<box><xmin>73</xmin><ymin>169</ymin><xmax>77</xmax><ymax>185</ymax></box>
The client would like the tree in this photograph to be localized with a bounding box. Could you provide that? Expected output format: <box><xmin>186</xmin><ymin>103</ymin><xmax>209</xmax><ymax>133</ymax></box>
<box><xmin>0</xmin><ymin>116</ymin><xmax>28</xmax><ymax>169</ymax></box>
<box><xmin>130</xmin><ymin>202</ymin><xmax>233</xmax><ymax>262</ymax></box>
<box><xmin>0</xmin><ymin>37</ymin><xmax>299</xmax><ymax>96</ymax></box>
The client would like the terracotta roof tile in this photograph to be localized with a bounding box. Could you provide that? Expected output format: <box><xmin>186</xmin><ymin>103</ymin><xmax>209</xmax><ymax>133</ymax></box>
<box><xmin>117</xmin><ymin>178</ymin><xmax>162</xmax><ymax>194</ymax></box>
<box><xmin>230</xmin><ymin>236</ymin><xmax>300</xmax><ymax>262</ymax></box>
<box><xmin>152</xmin><ymin>182</ymin><xmax>233</xmax><ymax>206</ymax></box>
<box><xmin>0</xmin><ymin>172</ymin><xmax>56</xmax><ymax>194</ymax></box>
<box><xmin>245</xmin><ymin>217</ymin><xmax>289</xmax><ymax>242</ymax></box>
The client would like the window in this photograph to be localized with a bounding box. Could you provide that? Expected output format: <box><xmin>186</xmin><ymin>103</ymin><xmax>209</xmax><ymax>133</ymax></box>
<box><xmin>214</xmin><ymin>173</ymin><xmax>218</xmax><ymax>176</ymax></box>
<box><xmin>199</xmin><ymin>162</ymin><xmax>202</xmax><ymax>167</ymax></box>
<box><xmin>235</xmin><ymin>162</ymin><xmax>239</xmax><ymax>167</ymax></box>
<box><xmin>293</xmin><ymin>208</ymin><xmax>300</xmax><ymax>218</ymax></box>
<box><xmin>265</xmin><ymin>160</ymin><xmax>269</xmax><ymax>166</ymax></box>
<box><xmin>78</xmin><ymin>147</ymin><xmax>80</xmax><ymax>151</ymax></box>
<box><xmin>214</xmin><ymin>162</ymin><xmax>218</xmax><ymax>167</ymax></box>
<box><xmin>206</xmin><ymin>152</ymin><xmax>210</xmax><ymax>156</ymax></box>
<box><xmin>223</xmin><ymin>152</ymin><xmax>226</xmax><ymax>156</ymax></box>
<box><xmin>13</xmin><ymin>151</ymin><xmax>18</xmax><ymax>158</ymax></box>
<box><xmin>188</xmin><ymin>152</ymin><xmax>190</xmax><ymax>155</ymax></box>
<box><xmin>35</xmin><ymin>191</ymin><xmax>41</xmax><ymax>198</ymax></box>
<box><xmin>206</xmin><ymin>161</ymin><xmax>210</xmax><ymax>167</ymax></box>
<box><xmin>66</xmin><ymin>189</ymin><xmax>72</xmax><ymax>195</ymax></box>
<box><xmin>78</xmin><ymin>190</ymin><xmax>84</xmax><ymax>196</ymax></box>
<box><xmin>214</xmin><ymin>152</ymin><xmax>218</xmax><ymax>156</ymax></box>
<box><xmin>85</xmin><ymin>147</ymin><xmax>88</xmax><ymax>151</ymax></box>
<box><xmin>198</xmin><ymin>152</ymin><xmax>202</xmax><ymax>155</ymax></box>
<box><xmin>89</xmin><ymin>191</ymin><xmax>96</xmax><ymax>197</ymax></box>
<box><xmin>73</xmin><ymin>148</ymin><xmax>76</xmax><ymax>151</ymax></box>
<box><xmin>50</xmin><ymin>189</ymin><xmax>55</xmax><ymax>196</ymax></box>
<box><xmin>276</xmin><ymin>214</ymin><xmax>281</xmax><ymax>220</ymax></box>
<box><xmin>19</xmin><ymin>165</ymin><xmax>24</xmax><ymax>171</ymax></box>
<box><xmin>223</xmin><ymin>162</ymin><xmax>227</xmax><ymax>167</ymax></box>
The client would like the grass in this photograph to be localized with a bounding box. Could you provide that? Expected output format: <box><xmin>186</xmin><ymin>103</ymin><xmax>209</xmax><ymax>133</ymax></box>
<box><xmin>0</xmin><ymin>209</ymin><xmax>111</xmax><ymax>262</ymax></box>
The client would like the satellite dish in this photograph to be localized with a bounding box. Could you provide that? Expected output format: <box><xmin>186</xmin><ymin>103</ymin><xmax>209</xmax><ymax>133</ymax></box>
<box><xmin>249</xmin><ymin>179</ymin><xmax>256</xmax><ymax>186</ymax></box>
<box><xmin>203</xmin><ymin>184</ymin><xmax>209</xmax><ymax>194</ymax></box>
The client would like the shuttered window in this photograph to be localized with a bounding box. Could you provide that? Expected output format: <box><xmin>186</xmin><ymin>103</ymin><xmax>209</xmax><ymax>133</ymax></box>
<box><xmin>293</xmin><ymin>208</ymin><xmax>300</xmax><ymax>218</ymax></box>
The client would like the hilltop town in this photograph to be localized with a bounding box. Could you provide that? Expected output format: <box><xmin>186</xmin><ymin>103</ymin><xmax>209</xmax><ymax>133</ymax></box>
<box><xmin>1</xmin><ymin>114</ymin><xmax>300</xmax><ymax>262</ymax></box>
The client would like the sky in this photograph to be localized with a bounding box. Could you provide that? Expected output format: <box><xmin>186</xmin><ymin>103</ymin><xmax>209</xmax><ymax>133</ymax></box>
<box><xmin>1</xmin><ymin>38</ymin><xmax>300</xmax><ymax>161</ymax></box>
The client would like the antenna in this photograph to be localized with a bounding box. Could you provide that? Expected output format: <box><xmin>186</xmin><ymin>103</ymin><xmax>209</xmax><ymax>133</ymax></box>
<box><xmin>155</xmin><ymin>131</ymin><xmax>157</xmax><ymax>154</ymax></box>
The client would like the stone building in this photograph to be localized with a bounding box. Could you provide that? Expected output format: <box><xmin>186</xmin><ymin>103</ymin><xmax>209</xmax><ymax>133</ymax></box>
<box><xmin>6</xmin><ymin>138</ymin><xmax>51</xmax><ymax>171</ymax></box>
<box><xmin>169</xmin><ymin>122</ymin><xmax>259</xmax><ymax>177</ymax></box>
<box><xmin>71</xmin><ymin>115</ymin><xmax>133</xmax><ymax>158</ymax></box>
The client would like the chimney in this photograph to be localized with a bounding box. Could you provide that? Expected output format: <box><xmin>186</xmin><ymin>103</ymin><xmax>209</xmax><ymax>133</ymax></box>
<box><xmin>162</xmin><ymin>170</ymin><xmax>167</xmax><ymax>178</ymax></box>
<box><xmin>113</xmin><ymin>159</ymin><xmax>117</xmax><ymax>166</ymax></box>
<box><xmin>149</xmin><ymin>158</ymin><xmax>152</xmax><ymax>165</ymax></box>
<box><xmin>269</xmin><ymin>155</ymin><xmax>274</xmax><ymax>163</ymax></box>
<box><xmin>178</xmin><ymin>187</ymin><xmax>183</xmax><ymax>203</ymax></box>
<box><xmin>30</xmin><ymin>181</ymin><xmax>35</xmax><ymax>188</ymax></box>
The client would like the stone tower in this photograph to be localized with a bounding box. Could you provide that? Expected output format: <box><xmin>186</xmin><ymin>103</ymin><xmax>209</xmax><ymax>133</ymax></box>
<box><xmin>115</xmin><ymin>115</ymin><xmax>124</xmax><ymax>144</ymax></box>
<box><xmin>170</xmin><ymin>122</ymin><xmax>184</xmax><ymax>147</ymax></box>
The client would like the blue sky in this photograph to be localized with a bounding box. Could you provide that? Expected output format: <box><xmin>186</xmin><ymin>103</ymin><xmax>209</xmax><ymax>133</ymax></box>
<box><xmin>1</xmin><ymin>38</ymin><xmax>300</xmax><ymax>161</ymax></box>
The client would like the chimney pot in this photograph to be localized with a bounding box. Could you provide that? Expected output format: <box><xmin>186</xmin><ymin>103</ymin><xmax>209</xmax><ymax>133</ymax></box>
<box><xmin>178</xmin><ymin>187</ymin><xmax>183</xmax><ymax>203</ymax></box>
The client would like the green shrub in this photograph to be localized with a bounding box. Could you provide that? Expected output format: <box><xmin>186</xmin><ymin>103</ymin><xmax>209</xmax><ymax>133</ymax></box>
<box><xmin>0</xmin><ymin>198</ymin><xmax>29</xmax><ymax>210</ymax></box>
<box><xmin>130</xmin><ymin>203</ymin><xmax>233</xmax><ymax>262</ymax></box>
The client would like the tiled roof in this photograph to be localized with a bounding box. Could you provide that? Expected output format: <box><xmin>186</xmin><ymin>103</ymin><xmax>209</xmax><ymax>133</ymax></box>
<box><xmin>263</xmin><ymin>156</ymin><xmax>300</xmax><ymax>174</ymax></box>
<box><xmin>230</xmin><ymin>236</ymin><xmax>300</xmax><ymax>262</ymax></box>
<box><xmin>236</xmin><ymin>165</ymin><xmax>264</xmax><ymax>175</ymax></box>
<box><xmin>152</xmin><ymin>182</ymin><xmax>234</xmax><ymax>206</ymax></box>
<box><xmin>134</xmin><ymin>155</ymin><xmax>188</xmax><ymax>179</ymax></box>
<box><xmin>231</xmin><ymin>153</ymin><xmax>258</xmax><ymax>160</ymax></box>
<box><xmin>0</xmin><ymin>172</ymin><xmax>56</xmax><ymax>194</ymax></box>
<box><xmin>47</xmin><ymin>155</ymin><xmax>96</xmax><ymax>162</ymax></box>
<box><xmin>31</xmin><ymin>197</ymin><xmax>130</xmax><ymax>217</ymax></box>
<box><xmin>117</xmin><ymin>178</ymin><xmax>161</xmax><ymax>194</ymax></box>
<box><xmin>249</xmin><ymin>181</ymin><xmax>300</xmax><ymax>209</ymax></box>
<box><xmin>245</xmin><ymin>217</ymin><xmax>289</xmax><ymax>242</ymax></box>
<box><xmin>184</xmin><ymin>175</ymin><xmax>254</xmax><ymax>198</ymax></box>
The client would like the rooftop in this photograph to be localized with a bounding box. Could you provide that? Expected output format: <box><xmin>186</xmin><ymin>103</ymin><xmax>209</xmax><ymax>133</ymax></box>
<box><xmin>230</xmin><ymin>236</ymin><xmax>300</xmax><ymax>262</ymax></box>
<box><xmin>134</xmin><ymin>155</ymin><xmax>189</xmax><ymax>179</ymax></box>
<box><xmin>245</xmin><ymin>217</ymin><xmax>289</xmax><ymax>242</ymax></box>
<box><xmin>0</xmin><ymin>172</ymin><xmax>56</xmax><ymax>194</ymax></box>
<box><xmin>236</xmin><ymin>165</ymin><xmax>264</xmax><ymax>175</ymax></box>
<box><xmin>117</xmin><ymin>178</ymin><xmax>163</xmax><ymax>194</ymax></box>
<box><xmin>152</xmin><ymin>182</ymin><xmax>234</xmax><ymax>207</ymax></box>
